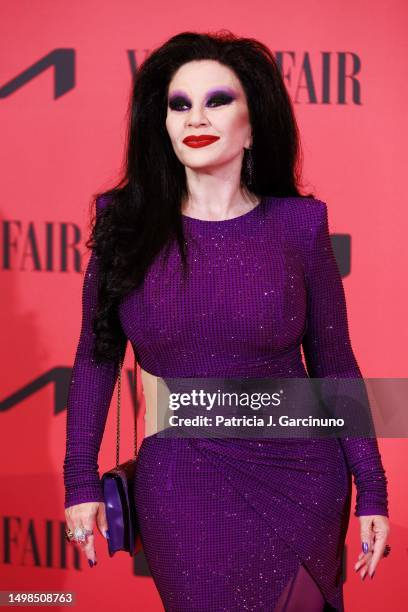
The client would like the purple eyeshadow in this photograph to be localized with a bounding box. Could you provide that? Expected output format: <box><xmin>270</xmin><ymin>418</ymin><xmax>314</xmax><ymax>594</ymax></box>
<box><xmin>168</xmin><ymin>87</ymin><xmax>238</xmax><ymax>107</ymax></box>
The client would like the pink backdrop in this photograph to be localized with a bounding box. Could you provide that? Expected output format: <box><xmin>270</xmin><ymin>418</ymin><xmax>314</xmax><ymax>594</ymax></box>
<box><xmin>1</xmin><ymin>0</ymin><xmax>407</xmax><ymax>609</ymax></box>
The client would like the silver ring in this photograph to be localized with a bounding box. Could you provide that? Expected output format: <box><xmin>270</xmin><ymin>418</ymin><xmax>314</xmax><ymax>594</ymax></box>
<box><xmin>69</xmin><ymin>527</ymin><xmax>93</xmax><ymax>543</ymax></box>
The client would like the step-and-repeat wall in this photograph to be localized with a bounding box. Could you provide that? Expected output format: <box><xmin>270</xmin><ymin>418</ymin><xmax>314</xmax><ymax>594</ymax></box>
<box><xmin>1</xmin><ymin>1</ymin><xmax>406</xmax><ymax>610</ymax></box>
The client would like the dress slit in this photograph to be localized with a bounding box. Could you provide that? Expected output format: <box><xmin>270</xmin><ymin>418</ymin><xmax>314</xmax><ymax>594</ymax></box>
<box><xmin>274</xmin><ymin>563</ymin><xmax>327</xmax><ymax>612</ymax></box>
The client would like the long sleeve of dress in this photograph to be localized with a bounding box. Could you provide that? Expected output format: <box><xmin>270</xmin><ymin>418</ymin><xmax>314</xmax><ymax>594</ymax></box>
<box><xmin>301</xmin><ymin>201</ymin><xmax>389</xmax><ymax>517</ymax></box>
<box><xmin>63</xmin><ymin>196</ymin><xmax>127</xmax><ymax>509</ymax></box>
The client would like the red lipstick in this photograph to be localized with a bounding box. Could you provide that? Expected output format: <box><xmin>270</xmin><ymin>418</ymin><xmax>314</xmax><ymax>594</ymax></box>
<box><xmin>183</xmin><ymin>135</ymin><xmax>220</xmax><ymax>148</ymax></box>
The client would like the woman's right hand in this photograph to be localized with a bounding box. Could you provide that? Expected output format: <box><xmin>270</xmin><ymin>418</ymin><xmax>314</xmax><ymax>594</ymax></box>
<box><xmin>65</xmin><ymin>501</ymin><xmax>109</xmax><ymax>567</ymax></box>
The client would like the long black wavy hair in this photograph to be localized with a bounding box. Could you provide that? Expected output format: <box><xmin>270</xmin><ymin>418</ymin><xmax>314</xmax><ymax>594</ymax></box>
<box><xmin>87</xmin><ymin>30</ymin><xmax>315</xmax><ymax>363</ymax></box>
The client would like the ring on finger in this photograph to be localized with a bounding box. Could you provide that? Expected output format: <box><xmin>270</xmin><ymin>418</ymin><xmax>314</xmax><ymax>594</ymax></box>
<box><xmin>65</xmin><ymin>526</ymin><xmax>93</xmax><ymax>543</ymax></box>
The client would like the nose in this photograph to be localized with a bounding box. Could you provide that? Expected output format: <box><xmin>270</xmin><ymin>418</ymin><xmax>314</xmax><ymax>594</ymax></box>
<box><xmin>186</xmin><ymin>105</ymin><xmax>210</xmax><ymax>127</ymax></box>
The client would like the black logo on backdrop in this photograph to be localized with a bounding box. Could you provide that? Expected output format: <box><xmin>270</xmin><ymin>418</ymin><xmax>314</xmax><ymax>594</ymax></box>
<box><xmin>0</xmin><ymin>366</ymin><xmax>137</xmax><ymax>415</ymax></box>
<box><xmin>1</xmin><ymin>220</ymin><xmax>83</xmax><ymax>271</ymax></box>
<box><xmin>0</xmin><ymin>49</ymin><xmax>362</xmax><ymax>104</ymax></box>
<box><xmin>0</xmin><ymin>49</ymin><xmax>75</xmax><ymax>100</ymax></box>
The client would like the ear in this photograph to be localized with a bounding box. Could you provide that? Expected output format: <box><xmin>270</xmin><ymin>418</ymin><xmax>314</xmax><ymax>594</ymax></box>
<box><xmin>244</xmin><ymin>130</ymin><xmax>253</xmax><ymax>149</ymax></box>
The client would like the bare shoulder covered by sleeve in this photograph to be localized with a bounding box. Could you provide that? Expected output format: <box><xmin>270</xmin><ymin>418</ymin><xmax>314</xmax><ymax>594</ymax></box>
<box><xmin>299</xmin><ymin>199</ymin><xmax>389</xmax><ymax>517</ymax></box>
<box><xmin>63</xmin><ymin>193</ymin><xmax>127</xmax><ymax>509</ymax></box>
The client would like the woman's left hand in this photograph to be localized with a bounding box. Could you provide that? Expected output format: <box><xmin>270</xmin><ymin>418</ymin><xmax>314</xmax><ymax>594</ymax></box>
<box><xmin>354</xmin><ymin>515</ymin><xmax>390</xmax><ymax>579</ymax></box>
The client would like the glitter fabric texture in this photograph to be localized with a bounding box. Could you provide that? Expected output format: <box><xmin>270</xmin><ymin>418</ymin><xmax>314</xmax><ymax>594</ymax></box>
<box><xmin>63</xmin><ymin>194</ymin><xmax>388</xmax><ymax>611</ymax></box>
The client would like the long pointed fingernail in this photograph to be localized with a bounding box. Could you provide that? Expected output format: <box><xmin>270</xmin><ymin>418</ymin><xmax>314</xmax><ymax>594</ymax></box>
<box><xmin>370</xmin><ymin>571</ymin><xmax>375</xmax><ymax>579</ymax></box>
<box><xmin>104</xmin><ymin>530</ymin><xmax>110</xmax><ymax>539</ymax></box>
<box><xmin>362</xmin><ymin>542</ymin><xmax>369</xmax><ymax>554</ymax></box>
<box><xmin>88</xmin><ymin>559</ymin><xmax>94</xmax><ymax>567</ymax></box>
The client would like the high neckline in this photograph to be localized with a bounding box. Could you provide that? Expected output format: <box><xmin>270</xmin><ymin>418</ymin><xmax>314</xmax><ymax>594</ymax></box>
<box><xmin>181</xmin><ymin>196</ymin><xmax>268</xmax><ymax>225</ymax></box>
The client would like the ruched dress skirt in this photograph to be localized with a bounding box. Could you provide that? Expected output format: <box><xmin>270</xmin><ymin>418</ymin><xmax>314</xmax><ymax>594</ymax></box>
<box><xmin>133</xmin><ymin>434</ymin><xmax>352</xmax><ymax>611</ymax></box>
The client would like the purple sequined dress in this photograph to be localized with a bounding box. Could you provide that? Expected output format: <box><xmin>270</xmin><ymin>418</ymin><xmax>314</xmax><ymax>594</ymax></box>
<box><xmin>64</xmin><ymin>194</ymin><xmax>388</xmax><ymax>611</ymax></box>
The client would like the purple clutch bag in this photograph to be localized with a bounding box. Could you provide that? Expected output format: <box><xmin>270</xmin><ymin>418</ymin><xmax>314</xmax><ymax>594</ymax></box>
<box><xmin>101</xmin><ymin>357</ymin><xmax>142</xmax><ymax>557</ymax></box>
<box><xmin>101</xmin><ymin>458</ymin><xmax>139</xmax><ymax>557</ymax></box>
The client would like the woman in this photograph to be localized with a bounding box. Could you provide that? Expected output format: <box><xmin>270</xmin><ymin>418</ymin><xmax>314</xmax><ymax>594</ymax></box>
<box><xmin>63</xmin><ymin>31</ymin><xmax>390</xmax><ymax>611</ymax></box>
